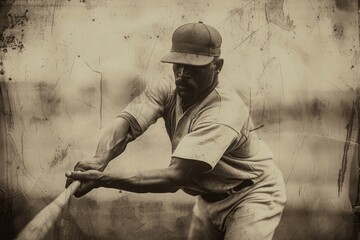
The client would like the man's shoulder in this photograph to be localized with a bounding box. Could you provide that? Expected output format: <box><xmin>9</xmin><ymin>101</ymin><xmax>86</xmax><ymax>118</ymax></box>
<box><xmin>211</xmin><ymin>82</ymin><xmax>249</xmax><ymax>117</ymax></box>
<box><xmin>195</xmin><ymin>82</ymin><xmax>249</xmax><ymax>134</ymax></box>
<box><xmin>146</xmin><ymin>76</ymin><xmax>175</xmax><ymax>93</ymax></box>
<box><xmin>142</xmin><ymin>76</ymin><xmax>175</xmax><ymax>105</ymax></box>
<box><xmin>214</xmin><ymin>82</ymin><xmax>247</xmax><ymax>107</ymax></box>
<box><xmin>216</xmin><ymin>83</ymin><xmax>249</xmax><ymax>132</ymax></box>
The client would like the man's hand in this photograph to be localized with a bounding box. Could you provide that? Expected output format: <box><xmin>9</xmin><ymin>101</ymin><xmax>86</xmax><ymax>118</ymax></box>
<box><xmin>65</xmin><ymin>160</ymin><xmax>106</xmax><ymax>198</ymax></box>
<box><xmin>66</xmin><ymin>170</ymin><xmax>103</xmax><ymax>182</ymax></box>
<box><xmin>65</xmin><ymin>117</ymin><xmax>132</xmax><ymax>197</ymax></box>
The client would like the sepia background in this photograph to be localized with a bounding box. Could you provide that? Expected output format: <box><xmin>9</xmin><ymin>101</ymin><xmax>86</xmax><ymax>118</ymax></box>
<box><xmin>1</xmin><ymin>0</ymin><xmax>359</xmax><ymax>239</ymax></box>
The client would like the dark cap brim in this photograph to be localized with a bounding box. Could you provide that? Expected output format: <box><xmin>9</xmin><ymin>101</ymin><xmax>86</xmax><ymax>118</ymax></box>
<box><xmin>161</xmin><ymin>52</ymin><xmax>215</xmax><ymax>66</ymax></box>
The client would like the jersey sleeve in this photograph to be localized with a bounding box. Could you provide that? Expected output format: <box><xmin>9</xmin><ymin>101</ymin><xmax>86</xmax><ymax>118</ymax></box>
<box><xmin>120</xmin><ymin>79</ymin><xmax>172</xmax><ymax>133</ymax></box>
<box><xmin>172</xmin><ymin>123</ymin><xmax>238</xmax><ymax>169</ymax></box>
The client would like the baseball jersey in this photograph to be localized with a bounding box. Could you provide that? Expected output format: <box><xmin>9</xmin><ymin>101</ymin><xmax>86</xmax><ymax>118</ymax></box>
<box><xmin>114</xmin><ymin>78</ymin><xmax>279</xmax><ymax>196</ymax></box>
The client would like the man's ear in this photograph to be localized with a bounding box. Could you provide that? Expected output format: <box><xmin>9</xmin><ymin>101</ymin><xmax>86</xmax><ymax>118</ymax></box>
<box><xmin>215</xmin><ymin>58</ymin><xmax>224</xmax><ymax>73</ymax></box>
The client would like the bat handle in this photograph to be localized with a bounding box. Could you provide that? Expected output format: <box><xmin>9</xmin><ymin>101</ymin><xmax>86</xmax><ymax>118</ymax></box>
<box><xmin>67</xmin><ymin>180</ymin><xmax>81</xmax><ymax>195</ymax></box>
<box><xmin>15</xmin><ymin>180</ymin><xmax>81</xmax><ymax>240</ymax></box>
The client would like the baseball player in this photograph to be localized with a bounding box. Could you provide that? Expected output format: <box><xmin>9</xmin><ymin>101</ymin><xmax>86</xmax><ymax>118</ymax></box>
<box><xmin>65</xmin><ymin>22</ymin><xmax>286</xmax><ymax>240</ymax></box>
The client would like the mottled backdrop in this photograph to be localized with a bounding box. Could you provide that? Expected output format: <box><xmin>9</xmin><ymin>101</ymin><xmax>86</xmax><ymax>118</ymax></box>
<box><xmin>0</xmin><ymin>0</ymin><xmax>359</xmax><ymax>239</ymax></box>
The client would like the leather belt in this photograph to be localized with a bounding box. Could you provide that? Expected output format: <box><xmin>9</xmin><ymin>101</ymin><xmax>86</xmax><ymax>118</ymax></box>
<box><xmin>201</xmin><ymin>179</ymin><xmax>253</xmax><ymax>203</ymax></box>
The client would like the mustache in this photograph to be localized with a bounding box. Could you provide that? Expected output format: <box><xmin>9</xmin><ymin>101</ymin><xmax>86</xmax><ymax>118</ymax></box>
<box><xmin>175</xmin><ymin>79</ymin><xmax>197</xmax><ymax>91</ymax></box>
<box><xmin>175</xmin><ymin>77</ymin><xmax>189</xmax><ymax>86</ymax></box>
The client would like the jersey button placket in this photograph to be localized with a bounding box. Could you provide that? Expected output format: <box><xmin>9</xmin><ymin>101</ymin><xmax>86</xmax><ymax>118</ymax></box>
<box><xmin>172</xmin><ymin>108</ymin><xmax>192</xmax><ymax>150</ymax></box>
<box><xmin>172</xmin><ymin>116</ymin><xmax>186</xmax><ymax>146</ymax></box>
<box><xmin>175</xmin><ymin>120</ymin><xmax>185</xmax><ymax>139</ymax></box>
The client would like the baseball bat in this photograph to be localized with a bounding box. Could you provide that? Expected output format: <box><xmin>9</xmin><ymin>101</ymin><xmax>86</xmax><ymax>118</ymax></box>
<box><xmin>15</xmin><ymin>180</ymin><xmax>81</xmax><ymax>240</ymax></box>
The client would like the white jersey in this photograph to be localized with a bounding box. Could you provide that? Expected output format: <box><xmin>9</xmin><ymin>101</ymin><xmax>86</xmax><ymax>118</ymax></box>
<box><xmin>118</xmin><ymin>79</ymin><xmax>279</xmax><ymax>195</ymax></box>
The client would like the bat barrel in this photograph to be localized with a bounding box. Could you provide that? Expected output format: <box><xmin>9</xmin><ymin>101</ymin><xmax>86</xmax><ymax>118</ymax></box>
<box><xmin>15</xmin><ymin>181</ymin><xmax>81</xmax><ymax>240</ymax></box>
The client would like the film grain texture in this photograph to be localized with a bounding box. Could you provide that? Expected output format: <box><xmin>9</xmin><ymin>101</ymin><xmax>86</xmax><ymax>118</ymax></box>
<box><xmin>0</xmin><ymin>0</ymin><xmax>359</xmax><ymax>239</ymax></box>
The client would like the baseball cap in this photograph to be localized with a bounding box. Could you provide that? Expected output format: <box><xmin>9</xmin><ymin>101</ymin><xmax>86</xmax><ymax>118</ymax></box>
<box><xmin>161</xmin><ymin>21</ymin><xmax>222</xmax><ymax>66</ymax></box>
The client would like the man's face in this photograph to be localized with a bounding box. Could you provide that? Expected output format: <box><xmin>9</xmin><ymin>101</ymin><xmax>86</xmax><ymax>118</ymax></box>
<box><xmin>172</xmin><ymin>60</ymin><xmax>219</xmax><ymax>103</ymax></box>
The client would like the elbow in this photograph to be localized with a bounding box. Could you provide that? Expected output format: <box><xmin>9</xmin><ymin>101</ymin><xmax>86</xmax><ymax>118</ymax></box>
<box><xmin>169</xmin><ymin>186</ymin><xmax>180</xmax><ymax>193</ymax></box>
<box><xmin>167</xmin><ymin>170</ymin><xmax>191</xmax><ymax>190</ymax></box>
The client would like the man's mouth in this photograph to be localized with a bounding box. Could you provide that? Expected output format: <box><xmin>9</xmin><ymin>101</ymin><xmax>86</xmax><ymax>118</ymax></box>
<box><xmin>175</xmin><ymin>77</ymin><xmax>195</xmax><ymax>95</ymax></box>
<box><xmin>176</xmin><ymin>85</ymin><xmax>187</xmax><ymax>91</ymax></box>
<box><xmin>175</xmin><ymin>79</ymin><xmax>189</xmax><ymax>91</ymax></box>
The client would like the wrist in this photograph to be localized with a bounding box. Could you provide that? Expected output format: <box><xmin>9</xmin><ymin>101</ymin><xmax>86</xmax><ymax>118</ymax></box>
<box><xmin>96</xmin><ymin>172</ymin><xmax>112</xmax><ymax>188</ymax></box>
<box><xmin>92</xmin><ymin>157</ymin><xmax>109</xmax><ymax>171</ymax></box>
<box><xmin>90</xmin><ymin>179</ymin><xmax>102</xmax><ymax>189</ymax></box>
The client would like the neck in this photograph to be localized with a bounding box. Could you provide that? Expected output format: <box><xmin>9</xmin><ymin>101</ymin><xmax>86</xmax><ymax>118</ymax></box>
<box><xmin>181</xmin><ymin>77</ymin><xmax>219</xmax><ymax>111</ymax></box>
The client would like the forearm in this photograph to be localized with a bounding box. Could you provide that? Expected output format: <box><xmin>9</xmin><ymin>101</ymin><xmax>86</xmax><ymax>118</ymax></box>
<box><xmin>98</xmin><ymin>168</ymin><xmax>183</xmax><ymax>193</ymax></box>
<box><xmin>66</xmin><ymin>157</ymin><xmax>209</xmax><ymax>196</ymax></box>
<box><xmin>93</xmin><ymin>117</ymin><xmax>133</xmax><ymax>170</ymax></box>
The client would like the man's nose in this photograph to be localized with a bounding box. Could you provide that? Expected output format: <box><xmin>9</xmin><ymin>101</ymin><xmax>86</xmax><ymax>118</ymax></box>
<box><xmin>177</xmin><ymin>66</ymin><xmax>190</xmax><ymax>77</ymax></box>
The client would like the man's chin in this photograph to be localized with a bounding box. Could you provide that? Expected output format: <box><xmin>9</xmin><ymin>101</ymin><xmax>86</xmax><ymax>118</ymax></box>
<box><xmin>177</xmin><ymin>90</ymin><xmax>191</xmax><ymax>99</ymax></box>
<box><xmin>177</xmin><ymin>91</ymin><xmax>197</xmax><ymax>105</ymax></box>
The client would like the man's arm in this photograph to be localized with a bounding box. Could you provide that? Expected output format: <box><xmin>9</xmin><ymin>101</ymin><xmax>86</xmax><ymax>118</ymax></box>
<box><xmin>79</xmin><ymin>117</ymin><xmax>134</xmax><ymax>170</ymax></box>
<box><xmin>66</xmin><ymin>117</ymin><xmax>134</xmax><ymax>197</ymax></box>
<box><xmin>66</xmin><ymin>157</ymin><xmax>210</xmax><ymax>194</ymax></box>
<box><xmin>67</xmin><ymin>80</ymin><xmax>171</xmax><ymax>196</ymax></box>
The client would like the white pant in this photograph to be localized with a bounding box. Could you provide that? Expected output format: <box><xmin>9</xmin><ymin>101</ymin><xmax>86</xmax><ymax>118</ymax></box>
<box><xmin>187</xmin><ymin>169</ymin><xmax>287</xmax><ymax>240</ymax></box>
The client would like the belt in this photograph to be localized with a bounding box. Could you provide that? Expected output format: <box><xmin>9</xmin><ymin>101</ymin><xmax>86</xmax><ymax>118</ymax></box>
<box><xmin>201</xmin><ymin>179</ymin><xmax>253</xmax><ymax>203</ymax></box>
